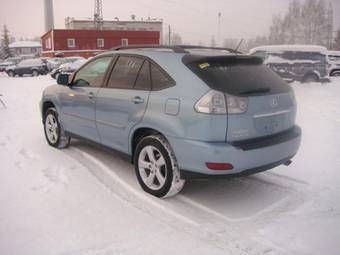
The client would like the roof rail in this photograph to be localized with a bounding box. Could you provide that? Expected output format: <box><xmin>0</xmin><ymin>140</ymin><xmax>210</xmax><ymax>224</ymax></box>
<box><xmin>112</xmin><ymin>44</ymin><xmax>242</xmax><ymax>54</ymax></box>
<box><xmin>177</xmin><ymin>44</ymin><xmax>241</xmax><ymax>54</ymax></box>
<box><xmin>112</xmin><ymin>45</ymin><xmax>188</xmax><ymax>53</ymax></box>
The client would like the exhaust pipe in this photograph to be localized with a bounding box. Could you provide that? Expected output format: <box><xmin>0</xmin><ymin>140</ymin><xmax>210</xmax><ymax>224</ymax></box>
<box><xmin>283</xmin><ymin>159</ymin><xmax>292</xmax><ymax>166</ymax></box>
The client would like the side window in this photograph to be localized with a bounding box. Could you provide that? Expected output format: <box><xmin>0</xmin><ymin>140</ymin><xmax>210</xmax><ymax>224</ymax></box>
<box><xmin>107</xmin><ymin>56</ymin><xmax>143</xmax><ymax>89</ymax></box>
<box><xmin>134</xmin><ymin>61</ymin><xmax>151</xmax><ymax>90</ymax></box>
<box><xmin>73</xmin><ymin>56</ymin><xmax>112</xmax><ymax>87</ymax></box>
<box><xmin>151</xmin><ymin>63</ymin><xmax>173</xmax><ymax>90</ymax></box>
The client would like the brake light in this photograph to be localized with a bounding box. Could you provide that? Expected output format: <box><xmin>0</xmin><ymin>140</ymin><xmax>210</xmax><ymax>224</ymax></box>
<box><xmin>225</xmin><ymin>94</ymin><xmax>248</xmax><ymax>114</ymax></box>
<box><xmin>206</xmin><ymin>162</ymin><xmax>234</xmax><ymax>170</ymax></box>
<box><xmin>195</xmin><ymin>90</ymin><xmax>226</xmax><ymax>114</ymax></box>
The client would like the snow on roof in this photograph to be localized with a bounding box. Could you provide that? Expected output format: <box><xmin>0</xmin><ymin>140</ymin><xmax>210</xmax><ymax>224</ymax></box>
<box><xmin>9</xmin><ymin>41</ymin><xmax>41</xmax><ymax>48</ymax></box>
<box><xmin>249</xmin><ymin>45</ymin><xmax>327</xmax><ymax>54</ymax></box>
<box><xmin>265</xmin><ymin>55</ymin><xmax>321</xmax><ymax>64</ymax></box>
<box><xmin>326</xmin><ymin>50</ymin><xmax>340</xmax><ymax>56</ymax></box>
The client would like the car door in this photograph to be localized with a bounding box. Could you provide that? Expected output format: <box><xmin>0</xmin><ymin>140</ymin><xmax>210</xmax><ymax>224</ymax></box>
<box><xmin>59</xmin><ymin>56</ymin><xmax>113</xmax><ymax>143</ymax></box>
<box><xmin>14</xmin><ymin>60</ymin><xmax>28</xmax><ymax>75</ymax></box>
<box><xmin>95</xmin><ymin>55</ymin><xmax>151</xmax><ymax>153</ymax></box>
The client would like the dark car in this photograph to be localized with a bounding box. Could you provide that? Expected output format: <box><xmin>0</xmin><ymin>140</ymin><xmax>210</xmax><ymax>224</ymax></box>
<box><xmin>250</xmin><ymin>45</ymin><xmax>329</xmax><ymax>83</ymax></box>
<box><xmin>6</xmin><ymin>58</ymin><xmax>49</xmax><ymax>77</ymax></box>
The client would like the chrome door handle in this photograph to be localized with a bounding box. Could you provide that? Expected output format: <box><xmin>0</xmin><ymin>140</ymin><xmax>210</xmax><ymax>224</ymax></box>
<box><xmin>132</xmin><ymin>96</ymin><xmax>144</xmax><ymax>104</ymax></box>
<box><xmin>88</xmin><ymin>92</ymin><xmax>95</xmax><ymax>99</ymax></box>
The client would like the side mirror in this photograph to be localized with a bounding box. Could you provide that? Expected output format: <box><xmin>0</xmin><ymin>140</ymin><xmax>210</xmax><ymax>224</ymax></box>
<box><xmin>57</xmin><ymin>73</ymin><xmax>70</xmax><ymax>86</ymax></box>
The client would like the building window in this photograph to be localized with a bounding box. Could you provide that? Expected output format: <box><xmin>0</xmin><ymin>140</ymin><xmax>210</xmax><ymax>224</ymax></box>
<box><xmin>97</xmin><ymin>38</ymin><xmax>104</xmax><ymax>48</ymax></box>
<box><xmin>45</xmin><ymin>38</ymin><xmax>51</xmax><ymax>49</ymax></box>
<box><xmin>67</xmin><ymin>38</ymin><xmax>76</xmax><ymax>48</ymax></box>
<box><xmin>121</xmin><ymin>38</ymin><xmax>128</xmax><ymax>46</ymax></box>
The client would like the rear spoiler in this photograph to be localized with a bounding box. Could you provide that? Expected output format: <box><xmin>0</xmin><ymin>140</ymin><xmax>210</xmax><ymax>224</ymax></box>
<box><xmin>182</xmin><ymin>55</ymin><xmax>264</xmax><ymax>66</ymax></box>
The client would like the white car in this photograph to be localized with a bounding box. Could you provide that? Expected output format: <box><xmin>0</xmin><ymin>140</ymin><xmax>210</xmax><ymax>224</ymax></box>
<box><xmin>326</xmin><ymin>51</ymin><xmax>340</xmax><ymax>77</ymax></box>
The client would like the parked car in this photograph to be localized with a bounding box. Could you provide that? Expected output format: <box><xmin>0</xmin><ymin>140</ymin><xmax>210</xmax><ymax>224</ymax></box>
<box><xmin>326</xmin><ymin>51</ymin><xmax>340</xmax><ymax>77</ymax></box>
<box><xmin>6</xmin><ymin>58</ymin><xmax>49</xmax><ymax>77</ymax></box>
<box><xmin>50</xmin><ymin>59</ymin><xmax>88</xmax><ymax>80</ymax></box>
<box><xmin>40</xmin><ymin>45</ymin><xmax>301</xmax><ymax>198</ymax></box>
<box><xmin>0</xmin><ymin>57</ymin><xmax>21</xmax><ymax>72</ymax></box>
<box><xmin>250</xmin><ymin>45</ymin><xmax>329</xmax><ymax>83</ymax></box>
<box><xmin>49</xmin><ymin>56</ymin><xmax>85</xmax><ymax>70</ymax></box>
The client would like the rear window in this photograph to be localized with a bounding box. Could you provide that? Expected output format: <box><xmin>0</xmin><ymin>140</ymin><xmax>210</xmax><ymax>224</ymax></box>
<box><xmin>184</xmin><ymin>56</ymin><xmax>290</xmax><ymax>96</ymax></box>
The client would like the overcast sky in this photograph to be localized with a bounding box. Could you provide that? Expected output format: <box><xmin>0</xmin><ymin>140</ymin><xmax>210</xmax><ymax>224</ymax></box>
<box><xmin>0</xmin><ymin>0</ymin><xmax>339</xmax><ymax>45</ymax></box>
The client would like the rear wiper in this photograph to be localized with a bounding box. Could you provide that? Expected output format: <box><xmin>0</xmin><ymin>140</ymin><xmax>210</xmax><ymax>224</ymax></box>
<box><xmin>239</xmin><ymin>88</ymin><xmax>270</xmax><ymax>95</ymax></box>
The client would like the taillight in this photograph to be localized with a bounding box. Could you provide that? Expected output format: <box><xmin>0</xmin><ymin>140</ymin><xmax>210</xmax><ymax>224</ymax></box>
<box><xmin>225</xmin><ymin>94</ymin><xmax>248</xmax><ymax>114</ymax></box>
<box><xmin>206</xmin><ymin>162</ymin><xmax>234</xmax><ymax>170</ymax></box>
<box><xmin>195</xmin><ymin>90</ymin><xmax>248</xmax><ymax>114</ymax></box>
<box><xmin>195</xmin><ymin>90</ymin><xmax>227</xmax><ymax>114</ymax></box>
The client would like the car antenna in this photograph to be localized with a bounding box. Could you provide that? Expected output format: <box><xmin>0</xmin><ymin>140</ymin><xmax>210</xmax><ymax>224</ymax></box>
<box><xmin>234</xmin><ymin>39</ymin><xmax>244</xmax><ymax>53</ymax></box>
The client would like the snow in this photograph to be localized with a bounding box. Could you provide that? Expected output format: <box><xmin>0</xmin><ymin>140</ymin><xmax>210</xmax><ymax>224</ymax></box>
<box><xmin>249</xmin><ymin>45</ymin><xmax>327</xmax><ymax>54</ymax></box>
<box><xmin>0</xmin><ymin>74</ymin><xmax>340</xmax><ymax>255</ymax></box>
<box><xmin>9</xmin><ymin>41</ymin><xmax>42</xmax><ymax>48</ymax></box>
<box><xmin>265</xmin><ymin>55</ymin><xmax>321</xmax><ymax>64</ymax></box>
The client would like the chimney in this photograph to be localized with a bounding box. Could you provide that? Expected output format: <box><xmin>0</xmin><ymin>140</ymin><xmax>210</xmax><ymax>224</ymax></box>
<box><xmin>44</xmin><ymin>0</ymin><xmax>54</xmax><ymax>32</ymax></box>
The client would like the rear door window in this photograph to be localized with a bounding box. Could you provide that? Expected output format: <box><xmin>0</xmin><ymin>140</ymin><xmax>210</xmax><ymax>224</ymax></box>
<box><xmin>107</xmin><ymin>56</ymin><xmax>144</xmax><ymax>89</ymax></box>
<box><xmin>134</xmin><ymin>60</ymin><xmax>151</xmax><ymax>90</ymax></box>
<box><xmin>151</xmin><ymin>63</ymin><xmax>174</xmax><ymax>90</ymax></box>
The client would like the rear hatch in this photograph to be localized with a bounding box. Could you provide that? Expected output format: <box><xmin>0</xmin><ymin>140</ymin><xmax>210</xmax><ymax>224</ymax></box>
<box><xmin>183</xmin><ymin>55</ymin><xmax>296</xmax><ymax>142</ymax></box>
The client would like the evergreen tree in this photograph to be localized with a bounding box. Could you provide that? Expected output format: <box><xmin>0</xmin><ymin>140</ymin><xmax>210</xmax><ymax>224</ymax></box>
<box><xmin>0</xmin><ymin>25</ymin><xmax>12</xmax><ymax>59</ymax></box>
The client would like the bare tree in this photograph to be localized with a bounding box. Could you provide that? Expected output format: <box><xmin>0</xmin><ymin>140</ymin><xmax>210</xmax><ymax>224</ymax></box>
<box><xmin>334</xmin><ymin>25</ymin><xmax>340</xmax><ymax>50</ymax></box>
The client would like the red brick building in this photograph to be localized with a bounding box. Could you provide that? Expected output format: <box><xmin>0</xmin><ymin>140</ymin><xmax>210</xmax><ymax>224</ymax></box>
<box><xmin>41</xmin><ymin>29</ymin><xmax>160</xmax><ymax>58</ymax></box>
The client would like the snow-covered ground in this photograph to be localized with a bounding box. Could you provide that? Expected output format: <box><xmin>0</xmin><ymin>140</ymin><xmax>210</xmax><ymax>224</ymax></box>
<box><xmin>0</xmin><ymin>73</ymin><xmax>339</xmax><ymax>255</ymax></box>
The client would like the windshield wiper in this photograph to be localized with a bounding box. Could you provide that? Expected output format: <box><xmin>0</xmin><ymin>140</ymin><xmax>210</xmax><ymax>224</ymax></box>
<box><xmin>239</xmin><ymin>88</ymin><xmax>270</xmax><ymax>95</ymax></box>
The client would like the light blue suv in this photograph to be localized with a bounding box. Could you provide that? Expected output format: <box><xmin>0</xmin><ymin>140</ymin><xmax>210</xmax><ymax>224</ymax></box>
<box><xmin>41</xmin><ymin>45</ymin><xmax>301</xmax><ymax>198</ymax></box>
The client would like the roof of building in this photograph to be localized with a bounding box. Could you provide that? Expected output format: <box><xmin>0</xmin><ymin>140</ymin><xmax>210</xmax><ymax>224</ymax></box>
<box><xmin>9</xmin><ymin>41</ymin><xmax>42</xmax><ymax>48</ymax></box>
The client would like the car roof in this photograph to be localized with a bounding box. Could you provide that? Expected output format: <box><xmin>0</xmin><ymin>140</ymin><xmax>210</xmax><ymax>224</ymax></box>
<box><xmin>96</xmin><ymin>45</ymin><xmax>241</xmax><ymax>65</ymax></box>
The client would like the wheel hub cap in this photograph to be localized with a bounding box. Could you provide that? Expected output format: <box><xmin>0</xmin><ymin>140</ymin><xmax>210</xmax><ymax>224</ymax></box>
<box><xmin>45</xmin><ymin>114</ymin><xmax>58</xmax><ymax>143</ymax></box>
<box><xmin>138</xmin><ymin>146</ymin><xmax>167</xmax><ymax>190</ymax></box>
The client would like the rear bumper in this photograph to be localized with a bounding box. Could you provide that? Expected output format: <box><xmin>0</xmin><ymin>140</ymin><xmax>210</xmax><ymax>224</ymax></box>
<box><xmin>168</xmin><ymin>126</ymin><xmax>301</xmax><ymax>179</ymax></box>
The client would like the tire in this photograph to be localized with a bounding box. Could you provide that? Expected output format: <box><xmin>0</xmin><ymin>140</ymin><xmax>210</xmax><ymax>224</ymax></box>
<box><xmin>330</xmin><ymin>70</ymin><xmax>340</xmax><ymax>77</ymax></box>
<box><xmin>43</xmin><ymin>107</ymin><xmax>70</xmax><ymax>149</ymax></box>
<box><xmin>7</xmin><ymin>70</ymin><xmax>15</xmax><ymax>77</ymax></box>
<box><xmin>55</xmin><ymin>72</ymin><xmax>60</xmax><ymax>81</ymax></box>
<box><xmin>32</xmin><ymin>70</ymin><xmax>39</xmax><ymax>77</ymax></box>
<box><xmin>302</xmin><ymin>73</ymin><xmax>319</xmax><ymax>83</ymax></box>
<box><xmin>134</xmin><ymin>135</ymin><xmax>185</xmax><ymax>198</ymax></box>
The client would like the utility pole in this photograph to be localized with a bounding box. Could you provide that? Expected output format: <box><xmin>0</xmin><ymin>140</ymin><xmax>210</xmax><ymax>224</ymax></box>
<box><xmin>168</xmin><ymin>25</ymin><xmax>172</xmax><ymax>46</ymax></box>
<box><xmin>217</xmin><ymin>12</ymin><xmax>221</xmax><ymax>47</ymax></box>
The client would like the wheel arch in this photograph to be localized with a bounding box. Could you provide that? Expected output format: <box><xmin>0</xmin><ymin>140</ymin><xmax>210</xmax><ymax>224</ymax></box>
<box><xmin>330</xmin><ymin>69</ymin><xmax>340</xmax><ymax>76</ymax></box>
<box><xmin>130</xmin><ymin>126</ymin><xmax>169</xmax><ymax>163</ymax></box>
<box><xmin>42</xmin><ymin>101</ymin><xmax>56</xmax><ymax>122</ymax></box>
<box><xmin>302</xmin><ymin>70</ymin><xmax>320</xmax><ymax>81</ymax></box>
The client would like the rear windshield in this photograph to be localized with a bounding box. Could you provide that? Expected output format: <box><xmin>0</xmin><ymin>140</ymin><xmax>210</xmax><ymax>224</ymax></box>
<box><xmin>185</xmin><ymin>57</ymin><xmax>290</xmax><ymax>96</ymax></box>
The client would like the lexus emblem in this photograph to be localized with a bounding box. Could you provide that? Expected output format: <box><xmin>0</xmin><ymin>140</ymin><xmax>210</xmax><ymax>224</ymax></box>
<box><xmin>270</xmin><ymin>97</ymin><xmax>278</xmax><ymax>108</ymax></box>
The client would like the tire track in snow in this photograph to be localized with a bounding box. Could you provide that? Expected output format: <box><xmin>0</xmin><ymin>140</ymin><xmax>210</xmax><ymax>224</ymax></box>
<box><xmin>66</xmin><ymin>147</ymin><xmax>293</xmax><ymax>255</ymax></box>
